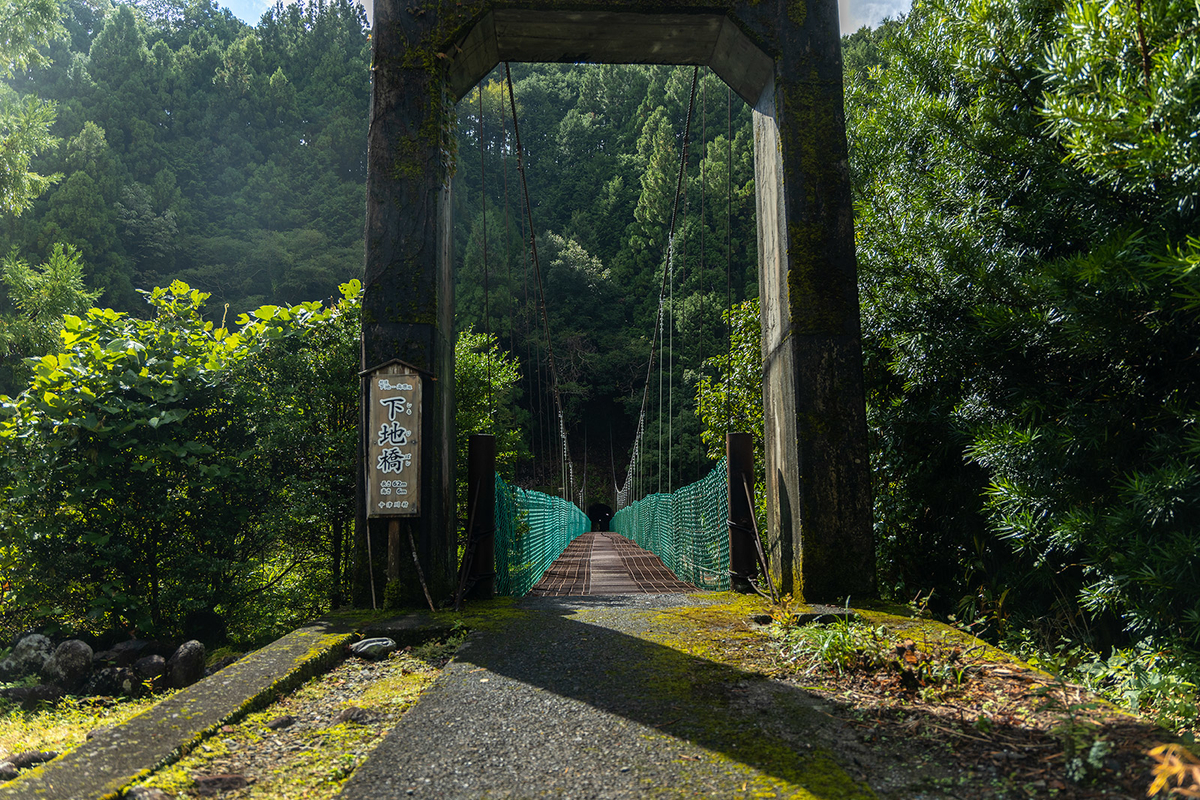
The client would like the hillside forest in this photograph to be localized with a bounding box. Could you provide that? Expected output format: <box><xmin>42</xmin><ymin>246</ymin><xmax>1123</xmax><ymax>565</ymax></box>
<box><xmin>1</xmin><ymin>0</ymin><xmax>1199</xmax><ymax>733</ymax></box>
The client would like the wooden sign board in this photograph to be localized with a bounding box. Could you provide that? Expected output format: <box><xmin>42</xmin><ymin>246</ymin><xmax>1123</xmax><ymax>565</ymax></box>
<box><xmin>366</xmin><ymin>361</ymin><xmax>422</xmax><ymax>517</ymax></box>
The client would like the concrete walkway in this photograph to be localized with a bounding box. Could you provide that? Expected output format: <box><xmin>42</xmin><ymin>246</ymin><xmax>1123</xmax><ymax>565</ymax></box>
<box><xmin>0</xmin><ymin>621</ymin><xmax>357</xmax><ymax>800</ymax></box>
<box><xmin>336</xmin><ymin>594</ymin><xmax>876</xmax><ymax>800</ymax></box>
<box><xmin>0</xmin><ymin>613</ymin><xmax>453</xmax><ymax>800</ymax></box>
<box><xmin>530</xmin><ymin>532</ymin><xmax>697</xmax><ymax>596</ymax></box>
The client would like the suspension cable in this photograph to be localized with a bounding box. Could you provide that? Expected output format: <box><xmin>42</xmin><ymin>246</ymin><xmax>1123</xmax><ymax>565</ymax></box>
<box><xmin>478</xmin><ymin>84</ymin><xmax>493</xmax><ymax>418</ymax></box>
<box><xmin>507</xmin><ymin>69</ymin><xmax>540</xmax><ymax>482</ymax></box>
<box><xmin>725</xmin><ymin>84</ymin><xmax>733</xmax><ymax>434</ymax></box>
<box><xmin>667</xmin><ymin>66</ymin><xmax>699</xmax><ymax>495</ymax></box>
<box><xmin>657</xmin><ymin>299</ymin><xmax>664</xmax><ymax>494</ymax></box>
<box><xmin>501</xmin><ymin>80</ymin><xmax>516</xmax><ymax>370</ymax></box>
<box><xmin>617</xmin><ymin>65</ymin><xmax>700</xmax><ymax>507</ymax></box>
<box><xmin>504</xmin><ymin>62</ymin><xmax>575</xmax><ymax>501</ymax></box>
<box><xmin>697</xmin><ymin>77</ymin><xmax>706</xmax><ymax>481</ymax></box>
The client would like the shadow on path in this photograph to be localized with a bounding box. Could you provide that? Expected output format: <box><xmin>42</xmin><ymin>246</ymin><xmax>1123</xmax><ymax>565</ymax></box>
<box><xmin>337</xmin><ymin>595</ymin><xmax>953</xmax><ymax>799</ymax></box>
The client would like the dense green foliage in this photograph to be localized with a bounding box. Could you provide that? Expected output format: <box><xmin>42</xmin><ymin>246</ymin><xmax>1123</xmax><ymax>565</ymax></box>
<box><xmin>5</xmin><ymin>0</ymin><xmax>1198</xmax><ymax>697</ymax></box>
<box><xmin>0</xmin><ymin>243</ymin><xmax>99</xmax><ymax>390</ymax></box>
<box><xmin>696</xmin><ymin>298</ymin><xmax>762</xmax><ymax>467</ymax></box>
<box><xmin>0</xmin><ymin>0</ymin><xmax>62</xmax><ymax>215</ymax></box>
<box><xmin>2</xmin><ymin>2</ymin><xmax>760</xmax><ymax>498</ymax></box>
<box><xmin>0</xmin><ymin>275</ymin><xmax>529</xmax><ymax>641</ymax></box>
<box><xmin>0</xmin><ymin>279</ymin><xmax>359</xmax><ymax>640</ymax></box>
<box><xmin>453</xmin><ymin>65</ymin><xmax>758</xmax><ymax>494</ymax></box>
<box><xmin>848</xmin><ymin>0</ymin><xmax>1200</xmax><ymax>658</ymax></box>
<box><xmin>453</xmin><ymin>327</ymin><xmax>524</xmax><ymax>514</ymax></box>
<box><xmin>1</xmin><ymin>0</ymin><xmax>369</xmax><ymax>316</ymax></box>
<box><xmin>0</xmin><ymin>0</ymin><xmax>760</xmax><ymax>636</ymax></box>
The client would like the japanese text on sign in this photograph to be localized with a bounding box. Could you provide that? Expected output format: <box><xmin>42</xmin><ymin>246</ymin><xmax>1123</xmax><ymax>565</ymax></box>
<box><xmin>366</xmin><ymin>363</ymin><xmax>422</xmax><ymax>517</ymax></box>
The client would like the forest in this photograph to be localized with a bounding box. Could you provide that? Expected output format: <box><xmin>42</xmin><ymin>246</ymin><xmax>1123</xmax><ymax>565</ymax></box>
<box><xmin>1</xmin><ymin>0</ymin><xmax>1199</xmax><ymax>734</ymax></box>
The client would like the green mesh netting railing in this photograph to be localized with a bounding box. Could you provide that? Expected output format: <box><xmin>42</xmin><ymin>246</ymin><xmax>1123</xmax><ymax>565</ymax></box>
<box><xmin>493</xmin><ymin>473</ymin><xmax>591</xmax><ymax>596</ymax></box>
<box><xmin>611</xmin><ymin>459</ymin><xmax>730</xmax><ymax>590</ymax></box>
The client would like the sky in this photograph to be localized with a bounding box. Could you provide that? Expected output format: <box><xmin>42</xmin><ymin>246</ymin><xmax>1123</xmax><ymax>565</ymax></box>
<box><xmin>839</xmin><ymin>0</ymin><xmax>911</xmax><ymax>30</ymax></box>
<box><xmin>220</xmin><ymin>0</ymin><xmax>911</xmax><ymax>32</ymax></box>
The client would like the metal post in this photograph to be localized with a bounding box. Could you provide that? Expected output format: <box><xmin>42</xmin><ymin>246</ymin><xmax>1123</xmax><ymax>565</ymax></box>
<box><xmin>727</xmin><ymin>432</ymin><xmax>756</xmax><ymax>592</ymax></box>
<box><xmin>387</xmin><ymin>519</ymin><xmax>400</xmax><ymax>584</ymax></box>
<box><xmin>466</xmin><ymin>434</ymin><xmax>497</xmax><ymax>599</ymax></box>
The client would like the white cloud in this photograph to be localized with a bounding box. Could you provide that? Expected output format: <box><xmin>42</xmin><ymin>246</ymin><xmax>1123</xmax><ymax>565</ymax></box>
<box><xmin>840</xmin><ymin>0</ymin><xmax>910</xmax><ymax>31</ymax></box>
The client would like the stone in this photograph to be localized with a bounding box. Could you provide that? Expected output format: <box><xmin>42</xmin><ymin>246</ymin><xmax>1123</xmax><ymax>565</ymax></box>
<box><xmin>166</xmin><ymin>640</ymin><xmax>206</xmax><ymax>689</ymax></box>
<box><xmin>96</xmin><ymin>638</ymin><xmax>174</xmax><ymax>668</ymax></box>
<box><xmin>126</xmin><ymin>788</ymin><xmax>175</xmax><ymax>800</ymax></box>
<box><xmin>42</xmin><ymin>639</ymin><xmax>94</xmax><ymax>691</ymax></box>
<box><xmin>206</xmin><ymin>654</ymin><xmax>240</xmax><ymax>674</ymax></box>
<box><xmin>110</xmin><ymin>638</ymin><xmax>174</xmax><ymax>666</ymax></box>
<box><xmin>109</xmin><ymin>639</ymin><xmax>151</xmax><ymax>666</ymax></box>
<box><xmin>134</xmin><ymin>654</ymin><xmax>167</xmax><ymax>682</ymax></box>
<box><xmin>92</xmin><ymin>649</ymin><xmax>119</xmax><ymax>668</ymax></box>
<box><xmin>192</xmin><ymin>774</ymin><xmax>251</xmax><ymax>795</ymax></box>
<box><xmin>0</xmin><ymin>633</ymin><xmax>53</xmax><ymax>680</ymax></box>
<box><xmin>0</xmin><ymin>684</ymin><xmax>64</xmax><ymax>709</ymax></box>
<box><xmin>0</xmin><ymin>621</ymin><xmax>356</xmax><ymax>800</ymax></box>
<box><xmin>349</xmin><ymin>637</ymin><xmax>397</xmax><ymax>660</ymax></box>
<box><xmin>331</xmin><ymin>706</ymin><xmax>377</xmax><ymax>725</ymax></box>
<box><xmin>84</xmin><ymin>666</ymin><xmax>140</xmax><ymax>697</ymax></box>
<box><xmin>6</xmin><ymin>750</ymin><xmax>57</xmax><ymax>770</ymax></box>
<box><xmin>265</xmin><ymin>715</ymin><xmax>295</xmax><ymax>730</ymax></box>
<box><xmin>0</xmin><ymin>750</ymin><xmax>57</xmax><ymax>780</ymax></box>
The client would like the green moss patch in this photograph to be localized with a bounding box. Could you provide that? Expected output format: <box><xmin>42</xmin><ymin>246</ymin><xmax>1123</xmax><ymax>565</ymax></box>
<box><xmin>130</xmin><ymin>649</ymin><xmax>442</xmax><ymax>800</ymax></box>
<box><xmin>568</xmin><ymin>594</ymin><xmax>876</xmax><ymax>799</ymax></box>
<box><xmin>0</xmin><ymin>693</ymin><xmax>172</xmax><ymax>763</ymax></box>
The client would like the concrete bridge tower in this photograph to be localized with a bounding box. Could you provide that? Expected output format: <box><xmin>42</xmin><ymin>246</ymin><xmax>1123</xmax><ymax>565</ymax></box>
<box><xmin>357</xmin><ymin>0</ymin><xmax>875</xmax><ymax>606</ymax></box>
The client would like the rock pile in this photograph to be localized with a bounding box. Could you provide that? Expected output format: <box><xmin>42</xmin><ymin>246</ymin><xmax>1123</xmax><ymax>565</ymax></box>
<box><xmin>0</xmin><ymin>633</ymin><xmax>221</xmax><ymax>709</ymax></box>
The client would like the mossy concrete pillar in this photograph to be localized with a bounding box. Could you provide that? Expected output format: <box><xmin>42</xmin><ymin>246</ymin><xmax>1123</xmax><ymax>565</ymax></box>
<box><xmin>358</xmin><ymin>0</ymin><xmax>458</xmax><ymax>608</ymax></box>
<box><xmin>744</xmin><ymin>4</ymin><xmax>876</xmax><ymax>602</ymax></box>
<box><xmin>360</xmin><ymin>0</ymin><xmax>874</xmax><ymax>607</ymax></box>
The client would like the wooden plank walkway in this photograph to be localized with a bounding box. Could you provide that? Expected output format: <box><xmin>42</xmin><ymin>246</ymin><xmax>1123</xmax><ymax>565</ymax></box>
<box><xmin>529</xmin><ymin>532</ymin><xmax>697</xmax><ymax>596</ymax></box>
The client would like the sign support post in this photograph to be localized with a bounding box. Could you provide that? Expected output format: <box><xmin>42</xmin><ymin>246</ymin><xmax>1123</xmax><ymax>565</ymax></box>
<box><xmin>364</xmin><ymin>359</ymin><xmax>436</xmax><ymax>608</ymax></box>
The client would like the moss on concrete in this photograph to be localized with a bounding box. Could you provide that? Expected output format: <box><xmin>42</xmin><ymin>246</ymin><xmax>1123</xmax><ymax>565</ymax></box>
<box><xmin>788</xmin><ymin>0</ymin><xmax>807</xmax><ymax>25</ymax></box>
<box><xmin>566</xmin><ymin>594</ymin><xmax>876</xmax><ymax>799</ymax></box>
<box><xmin>133</xmin><ymin>651</ymin><xmax>441</xmax><ymax>800</ymax></box>
<box><xmin>0</xmin><ymin>621</ymin><xmax>356</xmax><ymax>800</ymax></box>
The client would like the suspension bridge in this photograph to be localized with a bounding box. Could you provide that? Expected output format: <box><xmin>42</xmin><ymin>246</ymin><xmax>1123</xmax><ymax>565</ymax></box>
<box><xmin>0</xmin><ymin>6</ymin><xmax>887</xmax><ymax>798</ymax></box>
<box><xmin>431</xmin><ymin>57</ymin><xmax>774</xmax><ymax>607</ymax></box>
<box><xmin>455</xmin><ymin>449</ymin><xmax>751</xmax><ymax>604</ymax></box>
<box><xmin>360</xmin><ymin>0</ymin><xmax>875</xmax><ymax>610</ymax></box>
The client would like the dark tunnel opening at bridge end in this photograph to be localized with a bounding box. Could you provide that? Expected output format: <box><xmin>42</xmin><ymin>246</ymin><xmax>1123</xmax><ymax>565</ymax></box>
<box><xmin>587</xmin><ymin>503</ymin><xmax>613</xmax><ymax>531</ymax></box>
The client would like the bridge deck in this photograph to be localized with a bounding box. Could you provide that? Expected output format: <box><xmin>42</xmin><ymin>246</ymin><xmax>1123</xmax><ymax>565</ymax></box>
<box><xmin>530</xmin><ymin>532</ymin><xmax>696</xmax><ymax>596</ymax></box>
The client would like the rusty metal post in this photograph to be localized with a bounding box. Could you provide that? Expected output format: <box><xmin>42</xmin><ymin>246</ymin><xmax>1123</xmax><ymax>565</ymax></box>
<box><xmin>727</xmin><ymin>433</ymin><xmax>756</xmax><ymax>592</ymax></box>
<box><xmin>466</xmin><ymin>434</ymin><xmax>496</xmax><ymax>599</ymax></box>
<box><xmin>386</xmin><ymin>519</ymin><xmax>400</xmax><ymax>583</ymax></box>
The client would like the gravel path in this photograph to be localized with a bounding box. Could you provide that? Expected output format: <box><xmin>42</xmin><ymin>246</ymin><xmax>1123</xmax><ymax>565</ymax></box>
<box><xmin>337</xmin><ymin>594</ymin><xmax>887</xmax><ymax>800</ymax></box>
